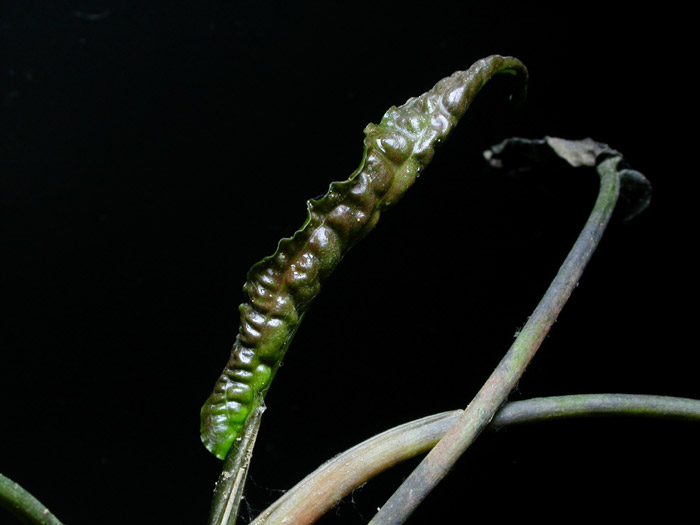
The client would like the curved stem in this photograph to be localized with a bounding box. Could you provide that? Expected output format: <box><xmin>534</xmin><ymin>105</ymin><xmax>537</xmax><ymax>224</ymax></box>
<box><xmin>251</xmin><ymin>411</ymin><xmax>462</xmax><ymax>525</ymax></box>
<box><xmin>368</xmin><ymin>156</ymin><xmax>622</xmax><ymax>524</ymax></box>
<box><xmin>492</xmin><ymin>393</ymin><xmax>700</xmax><ymax>426</ymax></box>
<box><xmin>0</xmin><ymin>473</ymin><xmax>64</xmax><ymax>525</ymax></box>
<box><xmin>252</xmin><ymin>394</ymin><xmax>700</xmax><ymax>524</ymax></box>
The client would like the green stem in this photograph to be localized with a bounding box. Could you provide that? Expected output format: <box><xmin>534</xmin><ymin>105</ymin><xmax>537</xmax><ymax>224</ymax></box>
<box><xmin>493</xmin><ymin>394</ymin><xmax>700</xmax><ymax>426</ymax></box>
<box><xmin>368</xmin><ymin>156</ymin><xmax>622</xmax><ymax>524</ymax></box>
<box><xmin>0</xmin><ymin>474</ymin><xmax>64</xmax><ymax>525</ymax></box>
<box><xmin>252</xmin><ymin>394</ymin><xmax>700</xmax><ymax>524</ymax></box>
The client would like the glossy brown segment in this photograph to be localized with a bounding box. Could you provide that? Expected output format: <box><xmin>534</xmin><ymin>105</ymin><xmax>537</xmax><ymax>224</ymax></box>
<box><xmin>200</xmin><ymin>55</ymin><xmax>528</xmax><ymax>459</ymax></box>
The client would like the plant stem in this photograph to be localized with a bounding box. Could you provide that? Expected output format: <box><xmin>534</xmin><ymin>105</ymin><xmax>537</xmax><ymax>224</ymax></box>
<box><xmin>368</xmin><ymin>156</ymin><xmax>622</xmax><ymax>524</ymax></box>
<box><xmin>0</xmin><ymin>473</ymin><xmax>64</xmax><ymax>525</ymax></box>
<box><xmin>252</xmin><ymin>394</ymin><xmax>700</xmax><ymax>524</ymax></box>
<box><xmin>207</xmin><ymin>403</ymin><xmax>265</xmax><ymax>525</ymax></box>
<box><xmin>492</xmin><ymin>393</ymin><xmax>700</xmax><ymax>426</ymax></box>
<box><xmin>251</xmin><ymin>411</ymin><xmax>462</xmax><ymax>525</ymax></box>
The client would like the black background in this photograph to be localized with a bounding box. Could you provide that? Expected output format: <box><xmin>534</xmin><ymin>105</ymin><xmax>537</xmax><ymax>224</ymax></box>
<box><xmin>2</xmin><ymin>2</ymin><xmax>698</xmax><ymax>524</ymax></box>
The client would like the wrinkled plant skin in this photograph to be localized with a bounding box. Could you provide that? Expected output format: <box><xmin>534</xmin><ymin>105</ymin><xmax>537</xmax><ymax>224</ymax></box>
<box><xmin>200</xmin><ymin>55</ymin><xmax>528</xmax><ymax>459</ymax></box>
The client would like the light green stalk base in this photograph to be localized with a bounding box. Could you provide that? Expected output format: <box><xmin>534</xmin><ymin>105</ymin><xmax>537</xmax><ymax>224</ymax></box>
<box><xmin>0</xmin><ymin>473</ymin><xmax>64</xmax><ymax>525</ymax></box>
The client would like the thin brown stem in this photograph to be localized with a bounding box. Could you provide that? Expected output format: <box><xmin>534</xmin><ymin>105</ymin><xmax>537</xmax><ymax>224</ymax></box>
<box><xmin>368</xmin><ymin>156</ymin><xmax>622</xmax><ymax>524</ymax></box>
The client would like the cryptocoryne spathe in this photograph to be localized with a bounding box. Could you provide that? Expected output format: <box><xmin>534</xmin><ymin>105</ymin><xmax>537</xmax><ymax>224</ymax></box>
<box><xmin>200</xmin><ymin>55</ymin><xmax>528</xmax><ymax>460</ymax></box>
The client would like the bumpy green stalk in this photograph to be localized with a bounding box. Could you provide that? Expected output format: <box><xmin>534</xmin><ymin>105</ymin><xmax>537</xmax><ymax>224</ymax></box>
<box><xmin>200</xmin><ymin>55</ymin><xmax>528</xmax><ymax>459</ymax></box>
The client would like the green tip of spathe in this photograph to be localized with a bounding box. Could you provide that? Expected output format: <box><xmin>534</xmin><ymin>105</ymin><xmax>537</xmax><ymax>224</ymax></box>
<box><xmin>201</xmin><ymin>429</ymin><xmax>236</xmax><ymax>461</ymax></box>
<box><xmin>200</xmin><ymin>403</ymin><xmax>240</xmax><ymax>460</ymax></box>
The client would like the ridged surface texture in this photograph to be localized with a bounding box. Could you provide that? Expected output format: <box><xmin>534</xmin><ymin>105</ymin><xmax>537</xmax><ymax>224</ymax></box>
<box><xmin>201</xmin><ymin>55</ymin><xmax>528</xmax><ymax>459</ymax></box>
